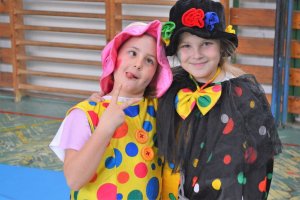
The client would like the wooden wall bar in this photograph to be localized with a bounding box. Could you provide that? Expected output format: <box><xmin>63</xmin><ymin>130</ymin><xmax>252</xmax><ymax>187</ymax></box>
<box><xmin>0</xmin><ymin>0</ymin><xmax>14</xmax><ymax>88</ymax></box>
<box><xmin>0</xmin><ymin>0</ymin><xmax>299</xmax><ymax>115</ymax></box>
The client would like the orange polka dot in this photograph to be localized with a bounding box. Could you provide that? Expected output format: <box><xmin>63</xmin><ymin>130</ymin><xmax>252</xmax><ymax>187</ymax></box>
<box><xmin>117</xmin><ymin>171</ymin><xmax>129</xmax><ymax>184</ymax></box>
<box><xmin>223</xmin><ymin>154</ymin><xmax>231</xmax><ymax>165</ymax></box>
<box><xmin>258</xmin><ymin>177</ymin><xmax>267</xmax><ymax>192</ymax></box>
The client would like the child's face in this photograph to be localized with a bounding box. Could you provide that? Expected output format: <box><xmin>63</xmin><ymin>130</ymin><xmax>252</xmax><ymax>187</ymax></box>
<box><xmin>113</xmin><ymin>34</ymin><xmax>158</xmax><ymax>97</ymax></box>
<box><xmin>177</xmin><ymin>32</ymin><xmax>221</xmax><ymax>83</ymax></box>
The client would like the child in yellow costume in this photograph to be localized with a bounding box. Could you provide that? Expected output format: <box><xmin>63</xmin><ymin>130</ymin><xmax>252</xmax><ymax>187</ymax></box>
<box><xmin>50</xmin><ymin>20</ymin><xmax>178</xmax><ymax>200</ymax></box>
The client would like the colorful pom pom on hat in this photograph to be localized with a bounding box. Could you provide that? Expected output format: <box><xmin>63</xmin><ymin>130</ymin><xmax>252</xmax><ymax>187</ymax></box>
<box><xmin>162</xmin><ymin>0</ymin><xmax>238</xmax><ymax>56</ymax></box>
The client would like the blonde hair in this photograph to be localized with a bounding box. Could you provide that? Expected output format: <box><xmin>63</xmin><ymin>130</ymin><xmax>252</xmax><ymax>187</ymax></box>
<box><xmin>222</xmin><ymin>59</ymin><xmax>245</xmax><ymax>77</ymax></box>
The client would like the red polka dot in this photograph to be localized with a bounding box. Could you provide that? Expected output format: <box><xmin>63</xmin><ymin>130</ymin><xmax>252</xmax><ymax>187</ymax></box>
<box><xmin>258</xmin><ymin>177</ymin><xmax>267</xmax><ymax>192</ymax></box>
<box><xmin>223</xmin><ymin>154</ymin><xmax>231</xmax><ymax>165</ymax></box>
<box><xmin>223</xmin><ymin>118</ymin><xmax>234</xmax><ymax>134</ymax></box>
<box><xmin>244</xmin><ymin>147</ymin><xmax>257</xmax><ymax>164</ymax></box>
<box><xmin>97</xmin><ymin>183</ymin><xmax>117</xmax><ymax>200</ymax></box>
<box><xmin>134</xmin><ymin>162</ymin><xmax>148</xmax><ymax>178</ymax></box>
<box><xmin>88</xmin><ymin>111</ymin><xmax>99</xmax><ymax>127</ymax></box>
<box><xmin>212</xmin><ymin>84</ymin><xmax>222</xmax><ymax>92</ymax></box>
<box><xmin>182</xmin><ymin>88</ymin><xmax>192</xmax><ymax>93</ymax></box>
<box><xmin>89</xmin><ymin>173</ymin><xmax>97</xmax><ymax>183</ymax></box>
<box><xmin>102</xmin><ymin>102</ymin><xmax>109</xmax><ymax>108</ymax></box>
<box><xmin>234</xmin><ymin>86</ymin><xmax>243</xmax><ymax>97</ymax></box>
<box><xmin>190</xmin><ymin>101</ymin><xmax>196</xmax><ymax>110</ymax></box>
<box><xmin>192</xmin><ymin>176</ymin><xmax>198</xmax><ymax>187</ymax></box>
<box><xmin>117</xmin><ymin>171</ymin><xmax>129</xmax><ymax>184</ymax></box>
<box><xmin>113</xmin><ymin>122</ymin><xmax>128</xmax><ymax>138</ymax></box>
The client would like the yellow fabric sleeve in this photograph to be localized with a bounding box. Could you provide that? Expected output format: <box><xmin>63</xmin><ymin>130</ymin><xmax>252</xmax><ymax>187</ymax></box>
<box><xmin>161</xmin><ymin>162</ymin><xmax>180</xmax><ymax>200</ymax></box>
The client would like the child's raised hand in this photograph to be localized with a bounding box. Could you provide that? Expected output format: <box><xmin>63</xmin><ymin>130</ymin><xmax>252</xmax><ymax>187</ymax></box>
<box><xmin>96</xmin><ymin>85</ymin><xmax>141</xmax><ymax>136</ymax></box>
<box><xmin>88</xmin><ymin>91</ymin><xmax>105</xmax><ymax>102</ymax></box>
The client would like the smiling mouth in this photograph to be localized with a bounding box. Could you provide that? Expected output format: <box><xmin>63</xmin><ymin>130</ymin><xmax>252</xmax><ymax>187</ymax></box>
<box><xmin>126</xmin><ymin>72</ymin><xmax>138</xmax><ymax>79</ymax></box>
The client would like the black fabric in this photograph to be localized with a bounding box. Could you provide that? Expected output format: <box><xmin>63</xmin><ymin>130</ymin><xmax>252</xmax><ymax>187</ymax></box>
<box><xmin>166</xmin><ymin>0</ymin><xmax>238</xmax><ymax>56</ymax></box>
<box><xmin>157</xmin><ymin>66</ymin><xmax>282</xmax><ymax>199</ymax></box>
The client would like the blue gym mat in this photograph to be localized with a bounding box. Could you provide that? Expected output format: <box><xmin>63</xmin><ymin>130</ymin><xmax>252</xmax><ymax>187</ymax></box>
<box><xmin>0</xmin><ymin>164</ymin><xmax>69</xmax><ymax>200</ymax></box>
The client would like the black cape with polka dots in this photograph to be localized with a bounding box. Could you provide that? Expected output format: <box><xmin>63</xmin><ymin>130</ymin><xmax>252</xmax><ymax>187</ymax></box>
<box><xmin>157</xmin><ymin>66</ymin><xmax>282</xmax><ymax>200</ymax></box>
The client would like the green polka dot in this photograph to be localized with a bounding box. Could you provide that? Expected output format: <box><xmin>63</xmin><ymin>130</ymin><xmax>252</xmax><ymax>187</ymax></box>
<box><xmin>128</xmin><ymin>190</ymin><xmax>143</xmax><ymax>200</ymax></box>
<box><xmin>207</xmin><ymin>153</ymin><xmax>212</xmax><ymax>163</ymax></box>
<box><xmin>267</xmin><ymin>173</ymin><xmax>273</xmax><ymax>180</ymax></box>
<box><xmin>237</xmin><ymin>172</ymin><xmax>247</xmax><ymax>185</ymax></box>
<box><xmin>200</xmin><ymin>142</ymin><xmax>205</xmax><ymax>149</ymax></box>
<box><xmin>198</xmin><ymin>95</ymin><xmax>211</xmax><ymax>107</ymax></box>
<box><xmin>169</xmin><ymin>193</ymin><xmax>176</xmax><ymax>200</ymax></box>
<box><xmin>74</xmin><ymin>191</ymin><xmax>78</xmax><ymax>200</ymax></box>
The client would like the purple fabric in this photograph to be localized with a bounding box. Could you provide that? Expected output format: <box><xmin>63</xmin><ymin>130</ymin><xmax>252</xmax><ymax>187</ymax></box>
<box><xmin>59</xmin><ymin>109</ymin><xmax>91</xmax><ymax>151</ymax></box>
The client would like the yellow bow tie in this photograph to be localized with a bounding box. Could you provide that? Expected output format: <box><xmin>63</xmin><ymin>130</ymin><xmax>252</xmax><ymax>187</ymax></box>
<box><xmin>175</xmin><ymin>68</ymin><xmax>222</xmax><ymax>119</ymax></box>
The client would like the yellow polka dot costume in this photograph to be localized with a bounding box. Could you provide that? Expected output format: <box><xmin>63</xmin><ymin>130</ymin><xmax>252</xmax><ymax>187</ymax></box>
<box><xmin>67</xmin><ymin>98</ymin><xmax>167</xmax><ymax>200</ymax></box>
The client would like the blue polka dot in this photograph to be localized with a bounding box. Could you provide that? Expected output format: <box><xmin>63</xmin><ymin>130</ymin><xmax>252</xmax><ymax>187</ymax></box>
<box><xmin>114</xmin><ymin>148</ymin><xmax>122</xmax><ymax>167</ymax></box>
<box><xmin>147</xmin><ymin>106</ymin><xmax>156</xmax><ymax>117</ymax></box>
<box><xmin>89</xmin><ymin>101</ymin><xmax>97</xmax><ymax>106</ymax></box>
<box><xmin>169</xmin><ymin>162</ymin><xmax>175</xmax><ymax>169</ymax></box>
<box><xmin>124</xmin><ymin>105</ymin><xmax>139</xmax><ymax>117</ymax></box>
<box><xmin>151</xmin><ymin>163</ymin><xmax>156</xmax><ymax>170</ymax></box>
<box><xmin>125</xmin><ymin>142</ymin><xmax>138</xmax><ymax>157</ymax></box>
<box><xmin>175</xmin><ymin>95</ymin><xmax>179</xmax><ymax>109</ymax></box>
<box><xmin>143</xmin><ymin>121</ymin><xmax>152</xmax><ymax>132</ymax></box>
<box><xmin>157</xmin><ymin>158</ymin><xmax>162</xmax><ymax>166</ymax></box>
<box><xmin>105</xmin><ymin>156</ymin><xmax>115</xmax><ymax>169</ymax></box>
<box><xmin>117</xmin><ymin>193</ymin><xmax>123</xmax><ymax>200</ymax></box>
<box><xmin>146</xmin><ymin>177</ymin><xmax>159</xmax><ymax>200</ymax></box>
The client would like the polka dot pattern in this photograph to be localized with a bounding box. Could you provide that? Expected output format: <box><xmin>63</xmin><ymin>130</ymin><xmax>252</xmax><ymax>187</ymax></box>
<box><xmin>68</xmin><ymin>99</ymin><xmax>162</xmax><ymax>199</ymax></box>
<box><xmin>134</xmin><ymin>162</ymin><xmax>148</xmax><ymax>178</ymax></box>
<box><xmin>175</xmin><ymin>84</ymin><xmax>222</xmax><ymax>118</ymax></box>
<box><xmin>124</xmin><ymin>105</ymin><xmax>139</xmax><ymax>117</ymax></box>
<box><xmin>97</xmin><ymin>183</ymin><xmax>117</xmax><ymax>200</ymax></box>
<box><xmin>146</xmin><ymin>177</ymin><xmax>159</xmax><ymax>199</ymax></box>
<box><xmin>212</xmin><ymin>179</ymin><xmax>221</xmax><ymax>190</ymax></box>
<box><xmin>169</xmin><ymin>80</ymin><xmax>279</xmax><ymax>199</ymax></box>
<box><xmin>125</xmin><ymin>142</ymin><xmax>138</xmax><ymax>157</ymax></box>
<box><xmin>128</xmin><ymin>190</ymin><xmax>143</xmax><ymax>200</ymax></box>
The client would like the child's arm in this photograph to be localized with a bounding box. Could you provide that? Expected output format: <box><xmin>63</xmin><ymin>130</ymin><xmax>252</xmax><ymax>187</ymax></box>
<box><xmin>63</xmin><ymin>85</ymin><xmax>138</xmax><ymax>190</ymax></box>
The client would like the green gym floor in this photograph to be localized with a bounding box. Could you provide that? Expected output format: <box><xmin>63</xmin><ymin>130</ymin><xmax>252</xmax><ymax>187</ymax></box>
<box><xmin>0</xmin><ymin>91</ymin><xmax>299</xmax><ymax>200</ymax></box>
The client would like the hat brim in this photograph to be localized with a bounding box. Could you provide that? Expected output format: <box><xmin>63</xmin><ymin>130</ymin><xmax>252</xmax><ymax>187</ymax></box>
<box><xmin>166</xmin><ymin>27</ymin><xmax>238</xmax><ymax>56</ymax></box>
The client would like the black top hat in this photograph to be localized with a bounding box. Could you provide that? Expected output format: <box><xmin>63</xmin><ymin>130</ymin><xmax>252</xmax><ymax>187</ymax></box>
<box><xmin>162</xmin><ymin>0</ymin><xmax>238</xmax><ymax>56</ymax></box>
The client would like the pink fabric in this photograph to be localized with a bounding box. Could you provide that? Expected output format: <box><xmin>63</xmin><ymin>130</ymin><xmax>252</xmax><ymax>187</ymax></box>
<box><xmin>59</xmin><ymin>109</ymin><xmax>91</xmax><ymax>151</ymax></box>
<box><xmin>100</xmin><ymin>20</ymin><xmax>173</xmax><ymax>98</ymax></box>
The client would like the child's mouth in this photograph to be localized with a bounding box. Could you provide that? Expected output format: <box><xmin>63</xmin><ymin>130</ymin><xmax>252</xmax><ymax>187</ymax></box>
<box><xmin>126</xmin><ymin>72</ymin><xmax>138</xmax><ymax>79</ymax></box>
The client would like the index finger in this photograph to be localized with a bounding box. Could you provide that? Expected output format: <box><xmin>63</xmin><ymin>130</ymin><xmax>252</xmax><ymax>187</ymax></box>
<box><xmin>111</xmin><ymin>84</ymin><xmax>122</xmax><ymax>104</ymax></box>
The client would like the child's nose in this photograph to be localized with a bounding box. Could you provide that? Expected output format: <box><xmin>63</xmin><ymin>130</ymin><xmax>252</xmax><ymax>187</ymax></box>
<box><xmin>193</xmin><ymin>47</ymin><xmax>204</xmax><ymax>58</ymax></box>
<box><xmin>134</xmin><ymin>58</ymin><xmax>143</xmax><ymax>70</ymax></box>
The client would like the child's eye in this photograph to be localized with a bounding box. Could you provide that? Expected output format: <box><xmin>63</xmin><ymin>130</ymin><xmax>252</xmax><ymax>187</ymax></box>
<box><xmin>128</xmin><ymin>50</ymin><xmax>137</xmax><ymax>56</ymax></box>
<box><xmin>179</xmin><ymin>44</ymin><xmax>190</xmax><ymax>49</ymax></box>
<box><xmin>202</xmin><ymin>41</ymin><xmax>213</xmax><ymax>46</ymax></box>
<box><xmin>146</xmin><ymin>58</ymin><xmax>155</xmax><ymax>65</ymax></box>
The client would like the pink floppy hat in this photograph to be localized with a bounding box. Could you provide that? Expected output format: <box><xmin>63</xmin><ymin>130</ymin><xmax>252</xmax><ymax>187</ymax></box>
<box><xmin>100</xmin><ymin>20</ymin><xmax>173</xmax><ymax>98</ymax></box>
